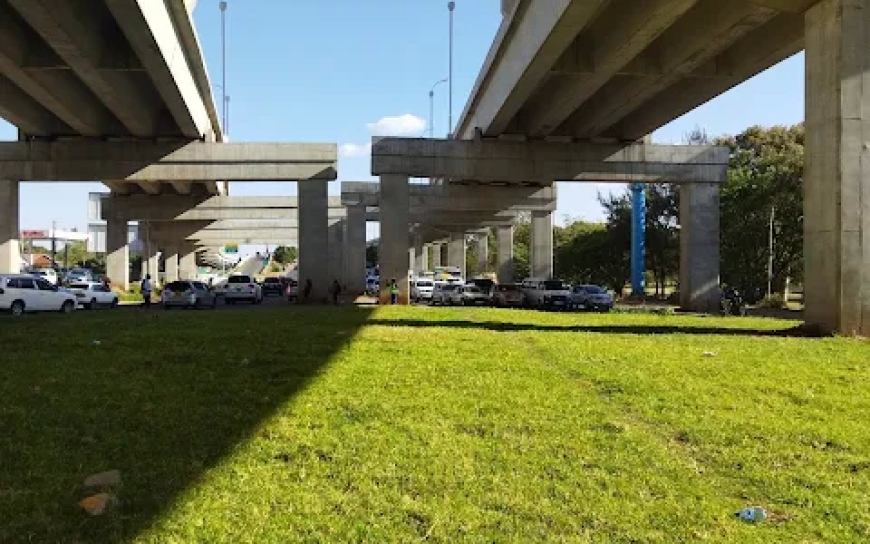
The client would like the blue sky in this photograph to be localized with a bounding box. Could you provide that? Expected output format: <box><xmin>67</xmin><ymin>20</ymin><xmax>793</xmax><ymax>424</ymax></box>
<box><xmin>1</xmin><ymin>0</ymin><xmax>805</xmax><ymax>242</ymax></box>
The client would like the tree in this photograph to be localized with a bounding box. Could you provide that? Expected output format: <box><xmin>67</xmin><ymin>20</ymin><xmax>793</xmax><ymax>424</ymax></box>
<box><xmin>63</xmin><ymin>241</ymin><xmax>92</xmax><ymax>268</ymax></box>
<box><xmin>365</xmin><ymin>243</ymin><xmax>378</xmax><ymax>267</ymax></box>
<box><xmin>272</xmin><ymin>245</ymin><xmax>297</xmax><ymax>265</ymax></box>
<box><xmin>715</xmin><ymin>124</ymin><xmax>804</xmax><ymax>297</ymax></box>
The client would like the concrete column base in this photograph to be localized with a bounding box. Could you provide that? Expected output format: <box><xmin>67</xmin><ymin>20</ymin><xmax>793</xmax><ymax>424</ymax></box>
<box><xmin>804</xmin><ymin>0</ymin><xmax>870</xmax><ymax>335</ymax></box>
<box><xmin>179</xmin><ymin>244</ymin><xmax>197</xmax><ymax>280</ymax></box>
<box><xmin>106</xmin><ymin>215</ymin><xmax>129</xmax><ymax>290</ymax></box>
<box><xmin>431</xmin><ymin>242</ymin><xmax>443</xmax><ymax>268</ymax></box>
<box><xmin>497</xmin><ymin>225</ymin><xmax>514</xmax><ymax>284</ymax></box>
<box><xmin>679</xmin><ymin>183</ymin><xmax>720</xmax><ymax>313</ymax></box>
<box><xmin>299</xmin><ymin>181</ymin><xmax>329</xmax><ymax>302</ymax></box>
<box><xmin>379</xmin><ymin>174</ymin><xmax>410</xmax><ymax>304</ymax></box>
<box><xmin>345</xmin><ymin>205</ymin><xmax>366</xmax><ymax>295</ymax></box>
<box><xmin>164</xmin><ymin>244</ymin><xmax>179</xmax><ymax>283</ymax></box>
<box><xmin>0</xmin><ymin>181</ymin><xmax>20</xmax><ymax>274</ymax></box>
<box><xmin>327</xmin><ymin>219</ymin><xmax>346</xmax><ymax>288</ymax></box>
<box><xmin>477</xmin><ymin>231</ymin><xmax>489</xmax><ymax>276</ymax></box>
<box><xmin>531</xmin><ymin>210</ymin><xmax>553</xmax><ymax>278</ymax></box>
<box><xmin>448</xmin><ymin>233</ymin><xmax>466</xmax><ymax>277</ymax></box>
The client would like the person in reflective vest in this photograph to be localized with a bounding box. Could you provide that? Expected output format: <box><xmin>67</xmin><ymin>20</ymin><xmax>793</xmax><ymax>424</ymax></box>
<box><xmin>389</xmin><ymin>279</ymin><xmax>399</xmax><ymax>305</ymax></box>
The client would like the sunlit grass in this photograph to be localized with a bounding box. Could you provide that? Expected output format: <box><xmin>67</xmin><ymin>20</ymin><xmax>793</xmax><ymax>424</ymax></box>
<box><xmin>1</xmin><ymin>306</ymin><xmax>867</xmax><ymax>542</ymax></box>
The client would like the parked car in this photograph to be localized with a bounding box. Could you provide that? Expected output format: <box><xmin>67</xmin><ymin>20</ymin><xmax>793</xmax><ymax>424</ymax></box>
<box><xmin>64</xmin><ymin>268</ymin><xmax>93</xmax><ymax>285</ymax></box>
<box><xmin>365</xmin><ymin>276</ymin><xmax>380</xmax><ymax>296</ymax></box>
<box><xmin>521</xmin><ymin>278</ymin><xmax>572</xmax><ymax>310</ymax></box>
<box><xmin>262</xmin><ymin>277</ymin><xmax>284</xmax><ymax>297</ymax></box>
<box><xmin>0</xmin><ymin>274</ymin><xmax>77</xmax><ymax>316</ymax></box>
<box><xmin>286</xmin><ymin>278</ymin><xmax>299</xmax><ymax>302</ymax></box>
<box><xmin>223</xmin><ymin>275</ymin><xmax>263</xmax><ymax>304</ymax></box>
<box><xmin>492</xmin><ymin>283</ymin><xmax>525</xmax><ymax>307</ymax></box>
<box><xmin>429</xmin><ymin>282</ymin><xmax>459</xmax><ymax>305</ymax></box>
<box><xmin>68</xmin><ymin>282</ymin><xmax>119</xmax><ymax>310</ymax></box>
<box><xmin>450</xmin><ymin>284</ymin><xmax>490</xmax><ymax>306</ymax></box>
<box><xmin>411</xmin><ymin>278</ymin><xmax>435</xmax><ymax>302</ymax></box>
<box><xmin>162</xmin><ymin>280</ymin><xmax>218</xmax><ymax>309</ymax></box>
<box><xmin>570</xmin><ymin>284</ymin><xmax>614</xmax><ymax>312</ymax></box>
<box><xmin>30</xmin><ymin>267</ymin><xmax>59</xmax><ymax>286</ymax></box>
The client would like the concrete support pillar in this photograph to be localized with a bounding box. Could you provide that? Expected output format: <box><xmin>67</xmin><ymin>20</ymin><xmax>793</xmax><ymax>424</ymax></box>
<box><xmin>408</xmin><ymin>244</ymin><xmax>416</xmax><ymax>276</ymax></box>
<box><xmin>299</xmin><ymin>180</ymin><xmax>329</xmax><ymax>302</ymax></box>
<box><xmin>804</xmin><ymin>0</ymin><xmax>870</xmax><ymax>334</ymax></box>
<box><xmin>448</xmin><ymin>232</ymin><xmax>466</xmax><ymax>277</ymax></box>
<box><xmin>106</xmin><ymin>214</ymin><xmax>129</xmax><ymax>290</ymax></box>
<box><xmin>345</xmin><ymin>205</ymin><xmax>366</xmax><ymax>295</ymax></box>
<box><xmin>164</xmin><ymin>243</ymin><xmax>179</xmax><ymax>283</ymax></box>
<box><xmin>328</xmin><ymin>219</ymin><xmax>346</xmax><ymax>288</ymax></box>
<box><xmin>0</xmin><ymin>181</ymin><xmax>20</xmax><ymax>274</ymax></box>
<box><xmin>631</xmin><ymin>183</ymin><xmax>647</xmax><ymax>296</ymax></box>
<box><xmin>477</xmin><ymin>231</ymin><xmax>489</xmax><ymax>275</ymax></box>
<box><xmin>179</xmin><ymin>243</ymin><xmax>197</xmax><ymax>280</ymax></box>
<box><xmin>531</xmin><ymin>210</ymin><xmax>553</xmax><ymax>278</ymax></box>
<box><xmin>379</xmin><ymin>174</ymin><xmax>410</xmax><ymax>304</ymax></box>
<box><xmin>414</xmin><ymin>236</ymin><xmax>428</xmax><ymax>273</ymax></box>
<box><xmin>497</xmin><ymin>225</ymin><xmax>514</xmax><ymax>284</ymax></box>
<box><xmin>679</xmin><ymin>183</ymin><xmax>720</xmax><ymax>313</ymax></box>
<box><xmin>431</xmin><ymin>242</ymin><xmax>443</xmax><ymax>268</ymax></box>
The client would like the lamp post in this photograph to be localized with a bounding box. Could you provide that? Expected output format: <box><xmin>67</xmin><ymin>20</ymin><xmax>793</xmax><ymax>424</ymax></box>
<box><xmin>429</xmin><ymin>79</ymin><xmax>447</xmax><ymax>139</ymax></box>
<box><xmin>447</xmin><ymin>1</ymin><xmax>455</xmax><ymax>138</ymax></box>
<box><xmin>219</xmin><ymin>1</ymin><xmax>228</xmax><ymax>134</ymax></box>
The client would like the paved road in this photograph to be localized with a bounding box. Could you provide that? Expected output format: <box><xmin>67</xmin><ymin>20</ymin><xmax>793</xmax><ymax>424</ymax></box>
<box><xmin>232</xmin><ymin>256</ymin><xmax>268</xmax><ymax>278</ymax></box>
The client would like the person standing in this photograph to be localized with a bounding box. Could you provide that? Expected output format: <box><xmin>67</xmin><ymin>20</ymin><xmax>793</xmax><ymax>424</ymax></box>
<box><xmin>140</xmin><ymin>274</ymin><xmax>152</xmax><ymax>309</ymax></box>
<box><xmin>389</xmin><ymin>278</ymin><xmax>399</xmax><ymax>305</ymax></box>
<box><xmin>331</xmin><ymin>279</ymin><xmax>341</xmax><ymax>306</ymax></box>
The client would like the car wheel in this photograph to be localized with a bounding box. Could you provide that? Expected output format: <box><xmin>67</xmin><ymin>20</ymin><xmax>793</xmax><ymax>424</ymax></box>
<box><xmin>211</xmin><ymin>298</ymin><xmax>218</xmax><ymax>309</ymax></box>
<box><xmin>10</xmin><ymin>300</ymin><xmax>25</xmax><ymax>317</ymax></box>
<box><xmin>111</xmin><ymin>298</ymin><xmax>119</xmax><ymax>308</ymax></box>
<box><xmin>61</xmin><ymin>301</ymin><xmax>74</xmax><ymax>314</ymax></box>
<box><xmin>89</xmin><ymin>298</ymin><xmax>97</xmax><ymax>310</ymax></box>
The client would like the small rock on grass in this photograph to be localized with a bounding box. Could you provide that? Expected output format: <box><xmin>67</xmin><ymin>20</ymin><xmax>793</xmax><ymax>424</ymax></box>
<box><xmin>79</xmin><ymin>493</ymin><xmax>118</xmax><ymax>516</ymax></box>
<box><xmin>84</xmin><ymin>469</ymin><xmax>121</xmax><ymax>487</ymax></box>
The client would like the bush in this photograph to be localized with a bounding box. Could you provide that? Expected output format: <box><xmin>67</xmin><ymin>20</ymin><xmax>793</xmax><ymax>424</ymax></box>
<box><xmin>760</xmin><ymin>293</ymin><xmax>786</xmax><ymax>309</ymax></box>
<box><xmin>270</xmin><ymin>263</ymin><xmax>281</xmax><ymax>273</ymax></box>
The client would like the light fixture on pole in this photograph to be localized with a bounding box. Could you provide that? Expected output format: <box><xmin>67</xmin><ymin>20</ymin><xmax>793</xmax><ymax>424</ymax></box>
<box><xmin>219</xmin><ymin>1</ymin><xmax>228</xmax><ymax>135</ymax></box>
<box><xmin>429</xmin><ymin>79</ymin><xmax>447</xmax><ymax>139</ymax></box>
<box><xmin>447</xmin><ymin>1</ymin><xmax>455</xmax><ymax>138</ymax></box>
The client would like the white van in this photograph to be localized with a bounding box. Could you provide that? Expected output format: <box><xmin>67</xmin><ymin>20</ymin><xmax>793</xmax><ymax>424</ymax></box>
<box><xmin>0</xmin><ymin>274</ymin><xmax>77</xmax><ymax>316</ymax></box>
<box><xmin>520</xmin><ymin>278</ymin><xmax>572</xmax><ymax>309</ymax></box>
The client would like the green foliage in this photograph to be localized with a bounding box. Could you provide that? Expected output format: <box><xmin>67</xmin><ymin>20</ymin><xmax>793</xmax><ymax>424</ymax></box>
<box><xmin>272</xmin><ymin>245</ymin><xmax>297</xmax><ymax>265</ymax></box>
<box><xmin>62</xmin><ymin>241</ymin><xmax>92</xmax><ymax>268</ymax></box>
<box><xmin>716</xmin><ymin>124</ymin><xmax>804</xmax><ymax>295</ymax></box>
<box><xmin>760</xmin><ymin>293</ymin><xmax>786</xmax><ymax>309</ymax></box>
<box><xmin>365</xmin><ymin>244</ymin><xmax>378</xmax><ymax>266</ymax></box>
<box><xmin>270</xmin><ymin>263</ymin><xmax>281</xmax><ymax>273</ymax></box>
<box><xmin>2</xmin><ymin>307</ymin><xmax>869</xmax><ymax>542</ymax></box>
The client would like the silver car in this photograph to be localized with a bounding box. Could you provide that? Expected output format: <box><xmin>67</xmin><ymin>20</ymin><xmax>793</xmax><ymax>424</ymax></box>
<box><xmin>162</xmin><ymin>280</ymin><xmax>218</xmax><ymax>309</ymax></box>
<box><xmin>429</xmin><ymin>283</ymin><xmax>459</xmax><ymax>305</ymax></box>
<box><xmin>450</xmin><ymin>285</ymin><xmax>490</xmax><ymax>306</ymax></box>
<box><xmin>570</xmin><ymin>284</ymin><xmax>614</xmax><ymax>312</ymax></box>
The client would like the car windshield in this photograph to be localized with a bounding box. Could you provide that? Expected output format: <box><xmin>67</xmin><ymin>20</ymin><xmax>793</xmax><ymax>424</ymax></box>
<box><xmin>416</xmin><ymin>281</ymin><xmax>433</xmax><ymax>287</ymax></box>
<box><xmin>465</xmin><ymin>286</ymin><xmax>481</xmax><ymax>293</ymax></box>
<box><xmin>264</xmin><ymin>278</ymin><xmax>280</xmax><ymax>283</ymax></box>
<box><xmin>580</xmin><ymin>285</ymin><xmax>606</xmax><ymax>294</ymax></box>
<box><xmin>166</xmin><ymin>281</ymin><xmax>189</xmax><ymax>291</ymax></box>
<box><xmin>228</xmin><ymin>276</ymin><xmax>251</xmax><ymax>284</ymax></box>
<box><xmin>543</xmin><ymin>281</ymin><xmax>566</xmax><ymax>291</ymax></box>
<box><xmin>69</xmin><ymin>283</ymin><xmax>91</xmax><ymax>289</ymax></box>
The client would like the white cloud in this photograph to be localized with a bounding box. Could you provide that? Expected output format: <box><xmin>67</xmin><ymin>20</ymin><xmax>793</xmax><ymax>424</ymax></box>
<box><xmin>366</xmin><ymin>114</ymin><xmax>426</xmax><ymax>136</ymax></box>
<box><xmin>339</xmin><ymin>143</ymin><xmax>372</xmax><ymax>158</ymax></box>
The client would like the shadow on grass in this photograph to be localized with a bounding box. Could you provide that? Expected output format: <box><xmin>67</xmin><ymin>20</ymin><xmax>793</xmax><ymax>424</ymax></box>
<box><xmin>0</xmin><ymin>305</ymin><xmax>372</xmax><ymax>541</ymax></box>
<box><xmin>366</xmin><ymin>318</ymin><xmax>823</xmax><ymax>338</ymax></box>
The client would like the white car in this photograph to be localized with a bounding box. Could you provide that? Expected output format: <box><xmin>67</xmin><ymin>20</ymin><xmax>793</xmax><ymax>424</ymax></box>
<box><xmin>411</xmin><ymin>279</ymin><xmax>434</xmax><ymax>302</ymax></box>
<box><xmin>30</xmin><ymin>267</ymin><xmax>59</xmax><ymax>285</ymax></box>
<box><xmin>222</xmin><ymin>274</ymin><xmax>263</xmax><ymax>304</ymax></box>
<box><xmin>68</xmin><ymin>282</ymin><xmax>119</xmax><ymax>310</ymax></box>
<box><xmin>0</xmin><ymin>274</ymin><xmax>77</xmax><ymax>316</ymax></box>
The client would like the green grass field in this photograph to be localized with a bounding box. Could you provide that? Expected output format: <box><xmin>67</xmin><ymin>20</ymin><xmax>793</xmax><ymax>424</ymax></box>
<box><xmin>1</xmin><ymin>306</ymin><xmax>868</xmax><ymax>542</ymax></box>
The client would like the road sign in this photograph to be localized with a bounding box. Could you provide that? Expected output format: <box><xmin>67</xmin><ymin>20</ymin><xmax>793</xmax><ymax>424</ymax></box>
<box><xmin>224</xmin><ymin>244</ymin><xmax>239</xmax><ymax>254</ymax></box>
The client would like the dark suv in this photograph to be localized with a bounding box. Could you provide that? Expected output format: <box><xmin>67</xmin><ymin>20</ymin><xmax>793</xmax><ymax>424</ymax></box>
<box><xmin>262</xmin><ymin>277</ymin><xmax>284</xmax><ymax>296</ymax></box>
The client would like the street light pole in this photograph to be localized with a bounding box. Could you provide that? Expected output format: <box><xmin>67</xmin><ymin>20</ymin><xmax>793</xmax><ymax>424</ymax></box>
<box><xmin>429</xmin><ymin>79</ymin><xmax>447</xmax><ymax>139</ymax></box>
<box><xmin>448</xmin><ymin>1</ymin><xmax>455</xmax><ymax>138</ymax></box>
<box><xmin>219</xmin><ymin>1</ymin><xmax>228</xmax><ymax>133</ymax></box>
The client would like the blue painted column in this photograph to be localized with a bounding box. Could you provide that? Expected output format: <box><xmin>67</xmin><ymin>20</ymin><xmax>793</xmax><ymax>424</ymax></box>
<box><xmin>631</xmin><ymin>183</ymin><xmax>646</xmax><ymax>296</ymax></box>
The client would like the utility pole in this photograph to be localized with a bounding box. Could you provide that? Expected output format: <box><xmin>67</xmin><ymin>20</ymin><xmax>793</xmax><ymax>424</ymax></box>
<box><xmin>447</xmin><ymin>1</ymin><xmax>455</xmax><ymax>138</ymax></box>
<box><xmin>219</xmin><ymin>1</ymin><xmax>228</xmax><ymax>133</ymax></box>
<box><xmin>50</xmin><ymin>220</ymin><xmax>57</xmax><ymax>267</ymax></box>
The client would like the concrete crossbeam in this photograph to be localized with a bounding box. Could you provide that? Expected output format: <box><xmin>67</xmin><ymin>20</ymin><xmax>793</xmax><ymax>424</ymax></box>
<box><xmin>371</xmin><ymin>138</ymin><xmax>729</xmax><ymax>183</ymax></box>
<box><xmin>341</xmin><ymin>181</ymin><xmax>557</xmax><ymax>211</ymax></box>
<box><xmin>0</xmin><ymin>141</ymin><xmax>338</xmax><ymax>181</ymax></box>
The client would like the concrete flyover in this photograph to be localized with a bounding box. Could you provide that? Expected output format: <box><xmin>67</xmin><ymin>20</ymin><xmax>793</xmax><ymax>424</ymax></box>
<box><xmin>454</xmin><ymin>0</ymin><xmax>870</xmax><ymax>335</ymax></box>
